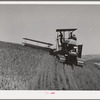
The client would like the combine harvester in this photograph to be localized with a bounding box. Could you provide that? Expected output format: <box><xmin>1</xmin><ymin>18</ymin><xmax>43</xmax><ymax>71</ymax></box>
<box><xmin>23</xmin><ymin>28</ymin><xmax>84</xmax><ymax>67</ymax></box>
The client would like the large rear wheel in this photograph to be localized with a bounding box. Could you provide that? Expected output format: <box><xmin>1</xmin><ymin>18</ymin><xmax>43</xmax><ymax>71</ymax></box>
<box><xmin>67</xmin><ymin>54</ymin><xmax>77</xmax><ymax>66</ymax></box>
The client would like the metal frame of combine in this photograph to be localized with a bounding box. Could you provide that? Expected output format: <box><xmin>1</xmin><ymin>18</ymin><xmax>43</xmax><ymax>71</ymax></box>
<box><xmin>23</xmin><ymin>38</ymin><xmax>53</xmax><ymax>51</ymax></box>
<box><xmin>23</xmin><ymin>38</ymin><xmax>53</xmax><ymax>47</ymax></box>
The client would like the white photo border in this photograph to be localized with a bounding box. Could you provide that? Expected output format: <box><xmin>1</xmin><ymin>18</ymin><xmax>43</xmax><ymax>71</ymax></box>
<box><xmin>0</xmin><ymin>1</ymin><xmax>100</xmax><ymax>99</ymax></box>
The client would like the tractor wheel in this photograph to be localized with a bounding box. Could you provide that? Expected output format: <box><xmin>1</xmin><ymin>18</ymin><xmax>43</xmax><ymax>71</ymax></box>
<box><xmin>68</xmin><ymin>54</ymin><xmax>77</xmax><ymax>66</ymax></box>
<box><xmin>65</xmin><ymin>56</ymin><xmax>68</xmax><ymax>64</ymax></box>
<box><xmin>67</xmin><ymin>55</ymin><xmax>73</xmax><ymax>66</ymax></box>
<box><xmin>74</xmin><ymin>56</ymin><xmax>77</xmax><ymax>66</ymax></box>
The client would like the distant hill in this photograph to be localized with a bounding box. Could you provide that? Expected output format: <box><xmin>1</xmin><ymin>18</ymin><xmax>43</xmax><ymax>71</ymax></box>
<box><xmin>83</xmin><ymin>54</ymin><xmax>100</xmax><ymax>71</ymax></box>
<box><xmin>0</xmin><ymin>41</ymin><xmax>100</xmax><ymax>90</ymax></box>
<box><xmin>82</xmin><ymin>54</ymin><xmax>100</xmax><ymax>61</ymax></box>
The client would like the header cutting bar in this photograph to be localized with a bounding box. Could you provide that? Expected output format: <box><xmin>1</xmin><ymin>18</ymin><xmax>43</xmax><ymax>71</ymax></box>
<box><xmin>23</xmin><ymin>38</ymin><xmax>53</xmax><ymax>46</ymax></box>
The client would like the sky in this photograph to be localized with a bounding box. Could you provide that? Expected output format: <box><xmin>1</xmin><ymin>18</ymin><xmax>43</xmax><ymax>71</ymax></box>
<box><xmin>0</xmin><ymin>4</ymin><xmax>100</xmax><ymax>55</ymax></box>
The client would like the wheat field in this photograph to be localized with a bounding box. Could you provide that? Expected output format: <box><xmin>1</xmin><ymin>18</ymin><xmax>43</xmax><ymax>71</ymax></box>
<box><xmin>0</xmin><ymin>41</ymin><xmax>100</xmax><ymax>90</ymax></box>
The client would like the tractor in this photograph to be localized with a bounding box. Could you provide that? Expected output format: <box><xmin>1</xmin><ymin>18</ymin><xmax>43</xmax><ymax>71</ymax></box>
<box><xmin>53</xmin><ymin>28</ymin><xmax>83</xmax><ymax>66</ymax></box>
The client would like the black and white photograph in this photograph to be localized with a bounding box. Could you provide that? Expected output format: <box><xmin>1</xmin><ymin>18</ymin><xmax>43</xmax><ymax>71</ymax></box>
<box><xmin>0</xmin><ymin>2</ymin><xmax>100</xmax><ymax>97</ymax></box>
